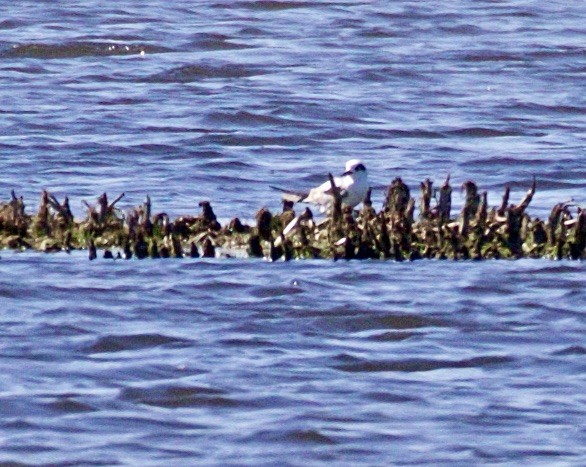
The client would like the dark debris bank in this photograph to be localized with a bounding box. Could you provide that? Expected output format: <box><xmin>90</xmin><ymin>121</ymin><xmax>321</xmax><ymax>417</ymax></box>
<box><xmin>0</xmin><ymin>176</ymin><xmax>584</xmax><ymax>261</ymax></box>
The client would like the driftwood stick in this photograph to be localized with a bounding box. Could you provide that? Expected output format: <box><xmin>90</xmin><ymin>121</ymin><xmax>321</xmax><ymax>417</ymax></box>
<box><xmin>462</xmin><ymin>181</ymin><xmax>480</xmax><ymax>219</ymax></box>
<box><xmin>144</xmin><ymin>195</ymin><xmax>152</xmax><ymax>222</ymax></box>
<box><xmin>9</xmin><ymin>190</ymin><xmax>22</xmax><ymax>222</ymax></box>
<box><xmin>82</xmin><ymin>200</ymin><xmax>93</xmax><ymax>212</ymax></box>
<box><xmin>37</xmin><ymin>191</ymin><xmax>50</xmax><ymax>228</ymax></box>
<box><xmin>437</xmin><ymin>174</ymin><xmax>452</xmax><ymax>221</ymax></box>
<box><xmin>363</xmin><ymin>187</ymin><xmax>372</xmax><ymax>208</ymax></box>
<box><xmin>547</xmin><ymin>203</ymin><xmax>563</xmax><ymax>246</ymax></box>
<box><xmin>513</xmin><ymin>176</ymin><xmax>536</xmax><ymax>215</ymax></box>
<box><xmin>476</xmin><ymin>191</ymin><xmax>488</xmax><ymax>229</ymax></box>
<box><xmin>109</xmin><ymin>192</ymin><xmax>125</xmax><ymax>210</ymax></box>
<box><xmin>47</xmin><ymin>193</ymin><xmax>72</xmax><ymax>222</ymax></box>
<box><xmin>497</xmin><ymin>186</ymin><xmax>510</xmax><ymax>217</ymax></box>
<box><xmin>570</xmin><ymin>209</ymin><xmax>586</xmax><ymax>259</ymax></box>
<box><xmin>328</xmin><ymin>172</ymin><xmax>342</xmax><ymax>223</ymax></box>
<box><xmin>97</xmin><ymin>193</ymin><xmax>109</xmax><ymax>223</ymax></box>
<box><xmin>385</xmin><ymin>177</ymin><xmax>410</xmax><ymax>217</ymax></box>
<box><xmin>142</xmin><ymin>195</ymin><xmax>153</xmax><ymax>234</ymax></box>
<box><xmin>420</xmin><ymin>178</ymin><xmax>433</xmax><ymax>219</ymax></box>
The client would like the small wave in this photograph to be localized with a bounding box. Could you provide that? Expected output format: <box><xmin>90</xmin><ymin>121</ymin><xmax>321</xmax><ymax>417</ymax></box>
<box><xmin>239</xmin><ymin>26</ymin><xmax>266</xmax><ymax>36</ymax></box>
<box><xmin>41</xmin><ymin>303</ymin><xmax>121</xmax><ymax>318</ymax></box>
<box><xmin>460</xmin><ymin>51</ymin><xmax>525</xmax><ymax>62</ymax></box>
<box><xmin>287</xmin><ymin>429</ymin><xmax>337</xmax><ymax>445</ymax></box>
<box><xmin>205</xmin><ymin>133</ymin><xmax>311</xmax><ymax>147</ymax></box>
<box><xmin>508</xmin><ymin>265</ymin><xmax>581</xmax><ymax>276</ymax></box>
<box><xmin>461</xmin><ymin>283</ymin><xmax>515</xmax><ymax>295</ymax></box>
<box><xmin>517</xmin><ymin>448</ymin><xmax>572</xmax><ymax>458</ymax></box>
<box><xmin>87</xmin><ymin>333</ymin><xmax>191</xmax><ymax>353</ymax></box>
<box><xmin>447</xmin><ymin>127</ymin><xmax>526</xmax><ymax>137</ymax></box>
<box><xmin>219</xmin><ymin>337</ymin><xmax>275</xmax><ymax>347</ymax></box>
<box><xmin>2</xmin><ymin>64</ymin><xmax>48</xmax><ymax>75</ymax></box>
<box><xmin>365</xmin><ymin>391</ymin><xmax>420</xmax><ymax>403</ymax></box>
<box><xmin>250</xmin><ymin>285</ymin><xmax>304</xmax><ymax>298</ymax></box>
<box><xmin>461</xmin><ymin>156</ymin><xmax>549</xmax><ymax>168</ymax></box>
<box><xmin>0</xmin><ymin>20</ymin><xmax>24</xmax><ymax>30</ymax></box>
<box><xmin>505</xmin><ymin>10</ymin><xmax>539</xmax><ymax>18</ymax></box>
<box><xmin>97</xmin><ymin>97</ymin><xmax>150</xmax><ymax>106</ymax></box>
<box><xmin>45</xmin><ymin>397</ymin><xmax>96</xmax><ymax>413</ymax></box>
<box><xmin>382</xmin><ymin>128</ymin><xmax>445</xmax><ymax>139</ymax></box>
<box><xmin>439</xmin><ymin>24</ymin><xmax>486</xmax><ymax>36</ymax></box>
<box><xmin>318</xmin><ymin>128</ymin><xmax>444</xmax><ymax>140</ymax></box>
<box><xmin>123</xmin><ymin>143</ymin><xmax>180</xmax><ymax>155</ymax></box>
<box><xmin>146</xmin><ymin>62</ymin><xmax>267</xmax><ymax>83</ymax></box>
<box><xmin>529</xmin><ymin>46</ymin><xmax>585</xmax><ymax>60</ymax></box>
<box><xmin>358</xmin><ymin>27</ymin><xmax>400</xmax><ymax>39</ymax></box>
<box><xmin>516</xmin><ymin>102</ymin><xmax>585</xmax><ymax>115</ymax></box>
<box><xmin>0</xmin><ymin>142</ymin><xmax>20</xmax><ymax>150</ymax></box>
<box><xmin>38</xmin><ymin>324</ymin><xmax>91</xmax><ymax>337</ymax></box>
<box><xmin>247</xmin><ymin>428</ymin><xmax>337</xmax><ymax>445</ymax></box>
<box><xmin>2</xmin><ymin>419</ymin><xmax>37</xmax><ymax>430</ymax></box>
<box><xmin>357</xmin><ymin>67</ymin><xmax>426</xmax><ymax>82</ymax></box>
<box><xmin>316</xmin><ymin>312</ymin><xmax>446</xmax><ymax>333</ymax></box>
<box><xmin>335</xmin><ymin>355</ymin><xmax>513</xmax><ymax>373</ymax></box>
<box><xmin>0</xmin><ymin>286</ymin><xmax>21</xmax><ymax>298</ymax></box>
<box><xmin>1</xmin><ymin>41</ymin><xmax>172</xmax><ymax>59</ymax></box>
<box><xmin>120</xmin><ymin>384</ymin><xmax>238</xmax><ymax>408</ymax></box>
<box><xmin>551</xmin><ymin>345</ymin><xmax>586</xmax><ymax>356</ymax></box>
<box><xmin>188</xmin><ymin>33</ymin><xmax>252</xmax><ymax>51</ymax></box>
<box><xmin>239</xmin><ymin>0</ymin><xmax>317</xmax><ymax>11</ymax></box>
<box><xmin>524</xmin><ymin>178</ymin><xmax>585</xmax><ymax>190</ymax></box>
<box><xmin>204</xmin><ymin>110</ymin><xmax>286</xmax><ymax>127</ymax></box>
<box><xmin>369</xmin><ymin>331</ymin><xmax>418</xmax><ymax>341</ymax></box>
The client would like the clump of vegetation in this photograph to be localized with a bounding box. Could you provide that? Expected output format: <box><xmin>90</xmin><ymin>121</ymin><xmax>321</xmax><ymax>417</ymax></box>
<box><xmin>0</xmin><ymin>177</ymin><xmax>584</xmax><ymax>261</ymax></box>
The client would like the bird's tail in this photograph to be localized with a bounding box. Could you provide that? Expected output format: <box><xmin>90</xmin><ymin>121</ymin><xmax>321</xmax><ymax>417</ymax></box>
<box><xmin>269</xmin><ymin>185</ymin><xmax>308</xmax><ymax>203</ymax></box>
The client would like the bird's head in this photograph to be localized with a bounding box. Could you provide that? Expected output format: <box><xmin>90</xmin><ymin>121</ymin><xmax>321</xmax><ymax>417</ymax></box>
<box><xmin>343</xmin><ymin>159</ymin><xmax>367</xmax><ymax>177</ymax></box>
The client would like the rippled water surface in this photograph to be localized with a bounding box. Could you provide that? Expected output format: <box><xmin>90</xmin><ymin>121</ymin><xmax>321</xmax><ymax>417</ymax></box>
<box><xmin>0</xmin><ymin>1</ymin><xmax>585</xmax><ymax>465</ymax></box>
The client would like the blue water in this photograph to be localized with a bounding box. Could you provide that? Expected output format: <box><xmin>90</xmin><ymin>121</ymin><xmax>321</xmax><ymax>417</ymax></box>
<box><xmin>0</xmin><ymin>1</ymin><xmax>585</xmax><ymax>465</ymax></box>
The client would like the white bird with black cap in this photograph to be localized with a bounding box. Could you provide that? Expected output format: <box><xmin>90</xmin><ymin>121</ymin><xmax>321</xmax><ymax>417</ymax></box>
<box><xmin>271</xmin><ymin>159</ymin><xmax>369</xmax><ymax>213</ymax></box>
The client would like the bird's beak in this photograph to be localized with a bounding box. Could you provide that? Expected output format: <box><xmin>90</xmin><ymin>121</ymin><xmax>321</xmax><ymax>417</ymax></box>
<box><xmin>342</xmin><ymin>170</ymin><xmax>353</xmax><ymax>176</ymax></box>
